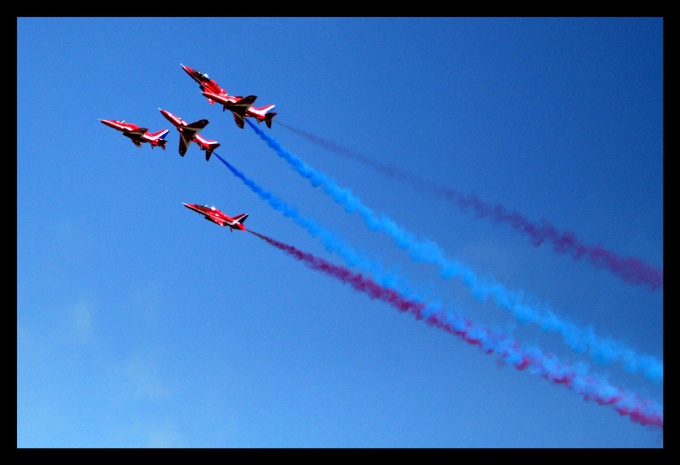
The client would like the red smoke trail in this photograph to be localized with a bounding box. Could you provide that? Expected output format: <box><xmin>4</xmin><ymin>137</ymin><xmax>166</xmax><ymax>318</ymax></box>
<box><xmin>275</xmin><ymin>121</ymin><xmax>663</xmax><ymax>291</ymax></box>
<box><xmin>248</xmin><ymin>229</ymin><xmax>663</xmax><ymax>429</ymax></box>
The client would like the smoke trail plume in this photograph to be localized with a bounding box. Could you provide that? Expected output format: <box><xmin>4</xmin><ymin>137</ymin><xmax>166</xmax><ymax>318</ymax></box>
<box><xmin>248</xmin><ymin>229</ymin><xmax>663</xmax><ymax>430</ymax></box>
<box><xmin>214</xmin><ymin>150</ymin><xmax>662</xmax><ymax>428</ymax></box>
<box><xmin>275</xmin><ymin>121</ymin><xmax>663</xmax><ymax>291</ymax></box>
<box><xmin>247</xmin><ymin>123</ymin><xmax>664</xmax><ymax>384</ymax></box>
<box><xmin>212</xmin><ymin>152</ymin><xmax>412</xmax><ymax>295</ymax></box>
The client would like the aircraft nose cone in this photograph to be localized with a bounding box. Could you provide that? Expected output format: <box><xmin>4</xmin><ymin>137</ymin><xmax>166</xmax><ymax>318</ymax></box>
<box><xmin>159</xmin><ymin>109</ymin><xmax>176</xmax><ymax>124</ymax></box>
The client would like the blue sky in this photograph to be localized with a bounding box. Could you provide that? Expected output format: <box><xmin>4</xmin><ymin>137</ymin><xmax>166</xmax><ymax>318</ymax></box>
<box><xmin>17</xmin><ymin>17</ymin><xmax>663</xmax><ymax>447</ymax></box>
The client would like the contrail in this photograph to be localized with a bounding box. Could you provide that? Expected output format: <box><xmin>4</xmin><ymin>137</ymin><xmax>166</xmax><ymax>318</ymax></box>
<box><xmin>248</xmin><ymin>229</ymin><xmax>663</xmax><ymax>430</ymax></box>
<box><xmin>245</xmin><ymin>123</ymin><xmax>664</xmax><ymax>384</ymax></box>
<box><xmin>275</xmin><ymin>121</ymin><xmax>663</xmax><ymax>291</ymax></box>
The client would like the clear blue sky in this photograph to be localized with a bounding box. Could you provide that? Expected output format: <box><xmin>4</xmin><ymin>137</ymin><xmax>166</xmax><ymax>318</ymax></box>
<box><xmin>17</xmin><ymin>17</ymin><xmax>663</xmax><ymax>447</ymax></box>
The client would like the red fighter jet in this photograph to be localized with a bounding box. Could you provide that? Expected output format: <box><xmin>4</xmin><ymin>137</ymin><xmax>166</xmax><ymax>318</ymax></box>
<box><xmin>183</xmin><ymin>203</ymin><xmax>248</xmax><ymax>232</ymax></box>
<box><xmin>202</xmin><ymin>91</ymin><xmax>276</xmax><ymax>129</ymax></box>
<box><xmin>180</xmin><ymin>63</ymin><xmax>276</xmax><ymax>129</ymax></box>
<box><xmin>159</xmin><ymin>109</ymin><xmax>220</xmax><ymax>161</ymax></box>
<box><xmin>181</xmin><ymin>64</ymin><xmax>228</xmax><ymax>104</ymax></box>
<box><xmin>100</xmin><ymin>119</ymin><xmax>169</xmax><ymax>149</ymax></box>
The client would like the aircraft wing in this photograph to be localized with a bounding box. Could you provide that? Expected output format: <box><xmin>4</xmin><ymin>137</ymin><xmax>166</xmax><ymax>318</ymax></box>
<box><xmin>228</xmin><ymin>95</ymin><xmax>257</xmax><ymax>115</ymax></box>
<box><xmin>183</xmin><ymin>120</ymin><xmax>209</xmax><ymax>139</ymax></box>
<box><xmin>232</xmin><ymin>111</ymin><xmax>245</xmax><ymax>129</ymax></box>
<box><xmin>206</xmin><ymin>215</ymin><xmax>226</xmax><ymax>226</ymax></box>
<box><xmin>178</xmin><ymin>132</ymin><xmax>192</xmax><ymax>156</ymax></box>
<box><xmin>227</xmin><ymin>96</ymin><xmax>256</xmax><ymax>130</ymax></box>
<box><xmin>203</xmin><ymin>92</ymin><xmax>257</xmax><ymax>114</ymax></box>
<box><xmin>124</xmin><ymin>127</ymin><xmax>147</xmax><ymax>147</ymax></box>
<box><xmin>228</xmin><ymin>96</ymin><xmax>256</xmax><ymax>130</ymax></box>
<box><xmin>178</xmin><ymin>120</ymin><xmax>209</xmax><ymax>156</ymax></box>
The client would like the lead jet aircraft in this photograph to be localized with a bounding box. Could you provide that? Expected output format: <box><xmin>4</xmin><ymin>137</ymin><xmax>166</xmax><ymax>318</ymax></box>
<box><xmin>159</xmin><ymin>109</ymin><xmax>220</xmax><ymax>161</ymax></box>
<box><xmin>100</xmin><ymin>119</ymin><xmax>169</xmax><ymax>149</ymax></box>
<box><xmin>180</xmin><ymin>63</ymin><xmax>277</xmax><ymax>129</ymax></box>
<box><xmin>181</xmin><ymin>64</ymin><xmax>228</xmax><ymax>104</ymax></box>
<box><xmin>183</xmin><ymin>203</ymin><xmax>248</xmax><ymax>232</ymax></box>
<box><xmin>202</xmin><ymin>91</ymin><xmax>277</xmax><ymax>129</ymax></box>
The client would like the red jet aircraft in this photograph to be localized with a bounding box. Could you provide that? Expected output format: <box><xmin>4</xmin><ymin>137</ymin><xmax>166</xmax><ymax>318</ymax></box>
<box><xmin>183</xmin><ymin>203</ymin><xmax>248</xmax><ymax>232</ymax></box>
<box><xmin>202</xmin><ymin>92</ymin><xmax>276</xmax><ymax>129</ymax></box>
<box><xmin>100</xmin><ymin>119</ymin><xmax>169</xmax><ymax>149</ymax></box>
<box><xmin>159</xmin><ymin>109</ymin><xmax>220</xmax><ymax>161</ymax></box>
<box><xmin>181</xmin><ymin>63</ymin><xmax>277</xmax><ymax>129</ymax></box>
<box><xmin>181</xmin><ymin>64</ymin><xmax>228</xmax><ymax>104</ymax></box>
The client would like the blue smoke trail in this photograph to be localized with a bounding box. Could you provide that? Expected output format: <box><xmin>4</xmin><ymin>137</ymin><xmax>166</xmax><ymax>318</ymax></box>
<box><xmin>246</xmin><ymin>121</ymin><xmax>663</xmax><ymax>384</ymax></box>
<box><xmin>211</xmin><ymin>152</ymin><xmax>410</xmax><ymax>296</ymax></box>
<box><xmin>213</xmin><ymin>152</ymin><xmax>663</xmax><ymax>430</ymax></box>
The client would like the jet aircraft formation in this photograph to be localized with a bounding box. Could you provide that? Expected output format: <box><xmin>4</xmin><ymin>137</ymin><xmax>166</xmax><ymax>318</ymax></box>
<box><xmin>100</xmin><ymin>64</ymin><xmax>277</xmax><ymax>230</ymax></box>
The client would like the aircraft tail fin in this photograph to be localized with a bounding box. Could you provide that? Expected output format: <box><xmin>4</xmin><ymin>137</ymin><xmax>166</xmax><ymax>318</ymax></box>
<box><xmin>147</xmin><ymin>129</ymin><xmax>169</xmax><ymax>140</ymax></box>
<box><xmin>233</xmin><ymin>213</ymin><xmax>248</xmax><ymax>225</ymax></box>
<box><xmin>146</xmin><ymin>129</ymin><xmax>169</xmax><ymax>149</ymax></box>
